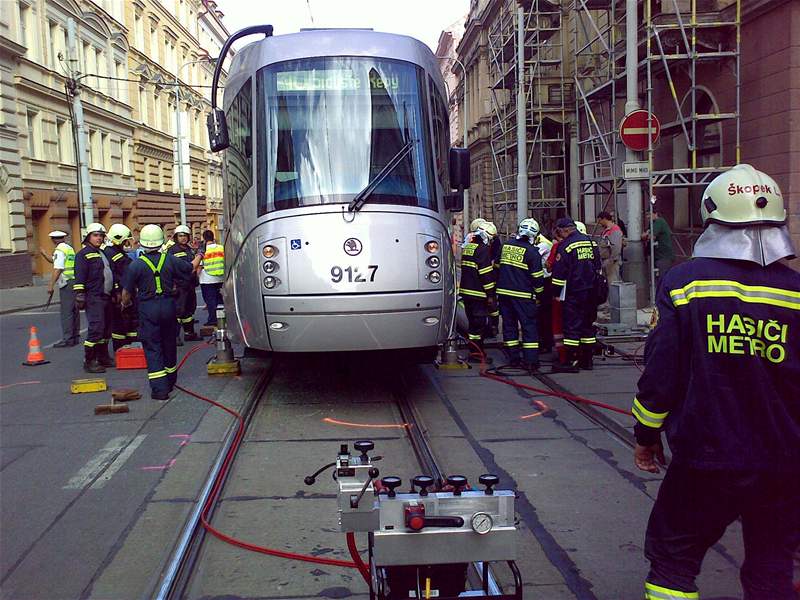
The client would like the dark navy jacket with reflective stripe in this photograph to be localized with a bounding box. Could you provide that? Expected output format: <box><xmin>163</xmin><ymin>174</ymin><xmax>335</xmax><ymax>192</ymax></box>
<box><xmin>460</xmin><ymin>240</ymin><xmax>496</xmax><ymax>299</ymax></box>
<box><xmin>103</xmin><ymin>245</ymin><xmax>132</xmax><ymax>290</ymax></box>
<box><xmin>122</xmin><ymin>251</ymin><xmax>192</xmax><ymax>301</ymax></box>
<box><xmin>550</xmin><ymin>230</ymin><xmax>597</xmax><ymax>294</ymax></box>
<box><xmin>634</xmin><ymin>257</ymin><xmax>800</xmax><ymax>471</ymax></box>
<box><xmin>73</xmin><ymin>245</ymin><xmax>108</xmax><ymax>295</ymax></box>
<box><xmin>496</xmin><ymin>238</ymin><xmax>545</xmax><ymax>300</ymax></box>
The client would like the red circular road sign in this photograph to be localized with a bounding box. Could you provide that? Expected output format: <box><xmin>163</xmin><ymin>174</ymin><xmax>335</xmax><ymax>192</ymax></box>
<box><xmin>619</xmin><ymin>109</ymin><xmax>661</xmax><ymax>151</ymax></box>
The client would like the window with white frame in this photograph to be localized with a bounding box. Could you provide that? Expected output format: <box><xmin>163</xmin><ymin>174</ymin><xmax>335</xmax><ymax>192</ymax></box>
<box><xmin>56</xmin><ymin>117</ymin><xmax>73</xmax><ymax>164</ymax></box>
<box><xmin>153</xmin><ymin>92</ymin><xmax>162</xmax><ymax>130</ymax></box>
<box><xmin>139</xmin><ymin>86</ymin><xmax>148</xmax><ymax>124</ymax></box>
<box><xmin>18</xmin><ymin>2</ymin><xmax>35</xmax><ymax>57</ymax></box>
<box><xmin>134</xmin><ymin>13</ymin><xmax>144</xmax><ymax>48</ymax></box>
<box><xmin>101</xmin><ymin>133</ymin><xmax>111</xmax><ymax>170</ymax></box>
<box><xmin>143</xmin><ymin>157</ymin><xmax>151</xmax><ymax>190</ymax></box>
<box><xmin>25</xmin><ymin>108</ymin><xmax>41</xmax><ymax>159</ymax></box>
<box><xmin>90</xmin><ymin>130</ymin><xmax>101</xmax><ymax>169</ymax></box>
<box><xmin>121</xmin><ymin>138</ymin><xmax>131</xmax><ymax>175</ymax></box>
<box><xmin>150</xmin><ymin>26</ymin><xmax>158</xmax><ymax>59</ymax></box>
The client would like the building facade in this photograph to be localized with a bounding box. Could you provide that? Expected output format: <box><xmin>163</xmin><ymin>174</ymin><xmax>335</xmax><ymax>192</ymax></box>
<box><xmin>0</xmin><ymin>0</ymin><xmax>228</xmax><ymax>288</ymax></box>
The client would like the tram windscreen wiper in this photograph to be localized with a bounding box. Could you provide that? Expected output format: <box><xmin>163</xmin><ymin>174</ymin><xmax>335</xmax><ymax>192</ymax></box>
<box><xmin>348</xmin><ymin>139</ymin><xmax>415</xmax><ymax>213</ymax></box>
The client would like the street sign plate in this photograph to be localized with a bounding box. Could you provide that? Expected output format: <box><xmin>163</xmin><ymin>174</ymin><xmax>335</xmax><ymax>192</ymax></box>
<box><xmin>623</xmin><ymin>161</ymin><xmax>650</xmax><ymax>180</ymax></box>
<box><xmin>620</xmin><ymin>109</ymin><xmax>661</xmax><ymax>151</ymax></box>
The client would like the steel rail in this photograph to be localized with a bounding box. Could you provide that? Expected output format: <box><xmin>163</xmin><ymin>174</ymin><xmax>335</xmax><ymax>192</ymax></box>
<box><xmin>154</xmin><ymin>364</ymin><xmax>273</xmax><ymax>600</ymax></box>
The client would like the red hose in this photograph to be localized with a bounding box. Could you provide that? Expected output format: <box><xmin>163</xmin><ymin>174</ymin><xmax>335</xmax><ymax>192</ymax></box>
<box><xmin>467</xmin><ymin>341</ymin><xmax>632</xmax><ymax>417</ymax></box>
<box><xmin>174</xmin><ymin>344</ymin><xmax>362</xmax><ymax>573</ymax></box>
<box><xmin>347</xmin><ymin>531</ymin><xmax>371</xmax><ymax>584</ymax></box>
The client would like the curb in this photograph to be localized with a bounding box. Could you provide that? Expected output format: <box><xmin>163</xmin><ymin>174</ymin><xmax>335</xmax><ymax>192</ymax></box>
<box><xmin>0</xmin><ymin>301</ymin><xmax>59</xmax><ymax>316</ymax></box>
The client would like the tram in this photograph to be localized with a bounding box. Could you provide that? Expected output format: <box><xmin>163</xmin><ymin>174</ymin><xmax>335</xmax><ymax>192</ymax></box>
<box><xmin>207</xmin><ymin>26</ymin><xmax>470</xmax><ymax>354</ymax></box>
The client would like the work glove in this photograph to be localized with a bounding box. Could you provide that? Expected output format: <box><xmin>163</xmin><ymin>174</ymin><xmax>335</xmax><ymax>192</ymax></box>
<box><xmin>486</xmin><ymin>295</ymin><xmax>498</xmax><ymax>313</ymax></box>
<box><xmin>75</xmin><ymin>292</ymin><xmax>86</xmax><ymax>311</ymax></box>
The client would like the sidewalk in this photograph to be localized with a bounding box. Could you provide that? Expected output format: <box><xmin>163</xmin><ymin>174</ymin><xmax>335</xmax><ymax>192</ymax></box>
<box><xmin>0</xmin><ymin>277</ymin><xmax>54</xmax><ymax>315</ymax></box>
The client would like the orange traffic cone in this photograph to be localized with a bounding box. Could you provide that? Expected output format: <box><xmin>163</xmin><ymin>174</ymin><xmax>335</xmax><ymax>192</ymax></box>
<box><xmin>22</xmin><ymin>326</ymin><xmax>50</xmax><ymax>366</ymax></box>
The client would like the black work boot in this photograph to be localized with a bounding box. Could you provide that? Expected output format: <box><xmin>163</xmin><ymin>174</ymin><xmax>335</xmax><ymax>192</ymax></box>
<box><xmin>96</xmin><ymin>342</ymin><xmax>115</xmax><ymax>368</ymax></box>
<box><xmin>83</xmin><ymin>346</ymin><xmax>106</xmax><ymax>373</ymax></box>
<box><xmin>551</xmin><ymin>347</ymin><xmax>579</xmax><ymax>373</ymax></box>
<box><xmin>579</xmin><ymin>345</ymin><xmax>594</xmax><ymax>370</ymax></box>
<box><xmin>176</xmin><ymin>329</ymin><xmax>184</xmax><ymax>347</ymax></box>
<box><xmin>183</xmin><ymin>324</ymin><xmax>201</xmax><ymax>342</ymax></box>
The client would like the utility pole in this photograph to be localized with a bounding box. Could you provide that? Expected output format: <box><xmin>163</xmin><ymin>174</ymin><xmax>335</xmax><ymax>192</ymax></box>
<box><xmin>516</xmin><ymin>4</ymin><xmax>528</xmax><ymax>226</ymax></box>
<box><xmin>67</xmin><ymin>18</ymin><xmax>94</xmax><ymax>230</ymax></box>
<box><xmin>624</xmin><ymin>0</ymin><xmax>648</xmax><ymax>306</ymax></box>
<box><xmin>174</xmin><ymin>76</ymin><xmax>187</xmax><ymax>226</ymax></box>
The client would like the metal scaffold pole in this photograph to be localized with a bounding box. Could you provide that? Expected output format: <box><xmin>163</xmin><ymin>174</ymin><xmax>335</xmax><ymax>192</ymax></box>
<box><xmin>67</xmin><ymin>18</ymin><xmax>95</xmax><ymax>230</ymax></box>
<box><xmin>515</xmin><ymin>3</ymin><xmax>528</xmax><ymax>225</ymax></box>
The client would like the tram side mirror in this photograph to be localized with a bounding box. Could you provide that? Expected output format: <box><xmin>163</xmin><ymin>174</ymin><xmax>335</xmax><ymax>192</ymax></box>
<box><xmin>448</xmin><ymin>147</ymin><xmax>471</xmax><ymax>190</ymax></box>
<box><xmin>207</xmin><ymin>108</ymin><xmax>230</xmax><ymax>152</ymax></box>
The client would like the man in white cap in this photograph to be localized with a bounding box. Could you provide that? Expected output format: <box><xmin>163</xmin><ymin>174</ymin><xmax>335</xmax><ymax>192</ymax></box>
<box><xmin>48</xmin><ymin>230</ymin><xmax>79</xmax><ymax>347</ymax></box>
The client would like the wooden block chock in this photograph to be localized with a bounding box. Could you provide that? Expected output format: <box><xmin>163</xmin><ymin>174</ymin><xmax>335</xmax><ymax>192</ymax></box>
<box><xmin>71</xmin><ymin>378</ymin><xmax>108</xmax><ymax>394</ymax></box>
<box><xmin>94</xmin><ymin>397</ymin><xmax>129</xmax><ymax>415</ymax></box>
<box><xmin>111</xmin><ymin>389</ymin><xmax>142</xmax><ymax>402</ymax></box>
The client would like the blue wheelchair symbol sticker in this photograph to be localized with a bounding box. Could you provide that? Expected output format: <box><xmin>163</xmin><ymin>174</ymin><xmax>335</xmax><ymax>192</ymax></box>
<box><xmin>290</xmin><ymin>239</ymin><xmax>302</xmax><ymax>250</ymax></box>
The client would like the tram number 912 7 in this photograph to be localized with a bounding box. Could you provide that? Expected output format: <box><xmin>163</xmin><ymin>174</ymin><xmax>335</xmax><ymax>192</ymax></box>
<box><xmin>330</xmin><ymin>265</ymin><xmax>379</xmax><ymax>283</ymax></box>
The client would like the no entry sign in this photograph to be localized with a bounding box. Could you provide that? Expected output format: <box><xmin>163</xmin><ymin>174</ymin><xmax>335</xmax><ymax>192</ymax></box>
<box><xmin>619</xmin><ymin>109</ymin><xmax>661</xmax><ymax>151</ymax></box>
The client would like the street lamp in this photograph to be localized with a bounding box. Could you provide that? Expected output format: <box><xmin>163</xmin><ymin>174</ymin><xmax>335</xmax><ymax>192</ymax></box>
<box><xmin>437</xmin><ymin>55</ymin><xmax>470</xmax><ymax>233</ymax></box>
<box><xmin>174</xmin><ymin>55</ymin><xmax>213</xmax><ymax>226</ymax></box>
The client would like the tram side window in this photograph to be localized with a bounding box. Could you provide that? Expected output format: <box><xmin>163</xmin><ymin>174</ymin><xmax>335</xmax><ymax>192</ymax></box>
<box><xmin>224</xmin><ymin>78</ymin><xmax>253</xmax><ymax>219</ymax></box>
<box><xmin>428</xmin><ymin>77</ymin><xmax>451</xmax><ymax>193</ymax></box>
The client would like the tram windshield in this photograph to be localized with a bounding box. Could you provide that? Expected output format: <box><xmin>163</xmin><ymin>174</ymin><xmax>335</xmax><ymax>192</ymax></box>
<box><xmin>256</xmin><ymin>57</ymin><xmax>435</xmax><ymax>214</ymax></box>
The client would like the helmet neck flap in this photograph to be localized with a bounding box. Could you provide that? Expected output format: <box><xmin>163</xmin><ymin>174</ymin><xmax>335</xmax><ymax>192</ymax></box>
<box><xmin>693</xmin><ymin>223</ymin><xmax>796</xmax><ymax>266</ymax></box>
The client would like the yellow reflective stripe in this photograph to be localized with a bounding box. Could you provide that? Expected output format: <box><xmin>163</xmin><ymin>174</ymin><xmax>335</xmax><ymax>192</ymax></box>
<box><xmin>551</xmin><ymin>278</ymin><xmax>566</xmax><ymax>286</ymax></box>
<box><xmin>460</xmin><ymin>289</ymin><xmax>487</xmax><ymax>298</ymax></box>
<box><xmin>468</xmin><ymin>334</ymin><xmax>482</xmax><ymax>340</ymax></box>
<box><xmin>499</xmin><ymin>259</ymin><xmax>528</xmax><ymax>269</ymax></box>
<box><xmin>534</xmin><ymin>287</ymin><xmax>544</xmax><ymax>293</ymax></box>
<box><xmin>489</xmin><ymin>310</ymin><xmax>499</xmax><ymax>317</ymax></box>
<box><xmin>164</xmin><ymin>365</ymin><xmax>177</xmax><ymax>373</ymax></box>
<box><xmin>522</xmin><ymin>342</ymin><xmax>539</xmax><ymax>348</ymax></box>
<box><xmin>461</xmin><ymin>260</ymin><xmax>478</xmax><ymax>269</ymax></box>
<box><xmin>177</xmin><ymin>316</ymin><xmax>194</xmax><ymax>323</ymax></box>
<box><xmin>73</xmin><ymin>283</ymin><xmax>85</xmax><ymax>290</ymax></box>
<box><xmin>83</xmin><ymin>340</ymin><xmax>98</xmax><ymax>347</ymax></box>
<box><xmin>483</xmin><ymin>282</ymin><xmax>496</xmax><ymax>290</ymax></box>
<box><xmin>565</xmin><ymin>241</ymin><xmax>592</xmax><ymax>252</ymax></box>
<box><xmin>580</xmin><ymin>337</ymin><xmax>597</xmax><ymax>344</ymax></box>
<box><xmin>140</xmin><ymin>253</ymin><xmax>167</xmax><ymax>295</ymax></box>
<box><xmin>503</xmin><ymin>339</ymin><xmax>520</xmax><ymax>346</ymax></box>
<box><xmin>669</xmin><ymin>279</ymin><xmax>800</xmax><ymax>310</ymax></box>
<box><xmin>632</xmin><ymin>398</ymin><xmax>668</xmax><ymax>428</ymax></box>
<box><xmin>497</xmin><ymin>288</ymin><xmax>532</xmax><ymax>298</ymax></box>
<box><xmin>148</xmin><ymin>370</ymin><xmax>167</xmax><ymax>379</ymax></box>
<box><xmin>563</xmin><ymin>338</ymin><xmax>580</xmax><ymax>346</ymax></box>
<box><xmin>532</xmin><ymin>270</ymin><xmax>545</xmax><ymax>277</ymax></box>
<box><xmin>111</xmin><ymin>253</ymin><xmax>124</xmax><ymax>261</ymax></box>
<box><xmin>478</xmin><ymin>265</ymin><xmax>494</xmax><ymax>275</ymax></box>
<box><xmin>126</xmin><ymin>332</ymin><xmax>138</xmax><ymax>337</ymax></box>
<box><xmin>111</xmin><ymin>333</ymin><xmax>126</xmax><ymax>339</ymax></box>
<box><xmin>644</xmin><ymin>582</ymin><xmax>699</xmax><ymax>599</ymax></box>
<box><xmin>85</xmin><ymin>252</ymin><xmax>102</xmax><ymax>259</ymax></box>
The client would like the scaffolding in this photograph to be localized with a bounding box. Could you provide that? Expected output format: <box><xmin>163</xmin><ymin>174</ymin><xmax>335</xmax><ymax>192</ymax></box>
<box><xmin>488</xmin><ymin>0</ymin><xmax>570</xmax><ymax>236</ymax></box>
<box><xmin>573</xmin><ymin>0</ymin><xmax>741</xmax><ymax>256</ymax></box>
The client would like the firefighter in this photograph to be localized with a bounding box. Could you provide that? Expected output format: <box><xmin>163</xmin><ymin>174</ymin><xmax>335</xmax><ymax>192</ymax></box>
<box><xmin>74</xmin><ymin>223</ymin><xmax>114</xmax><ymax>373</ymax></box>
<box><xmin>462</xmin><ymin>217</ymin><xmax>487</xmax><ymax>248</ymax></box>
<box><xmin>168</xmin><ymin>224</ymin><xmax>201</xmax><ymax>344</ymax></box>
<box><xmin>104</xmin><ymin>224</ymin><xmax>139</xmax><ymax>351</ymax></box>
<box><xmin>48</xmin><ymin>230</ymin><xmax>80</xmax><ymax>347</ymax></box>
<box><xmin>460</xmin><ymin>221</ymin><xmax>497</xmax><ymax>362</ymax></box>
<box><xmin>550</xmin><ymin>217</ymin><xmax>598</xmax><ymax>372</ymax></box>
<box><xmin>534</xmin><ymin>224</ymin><xmax>554</xmax><ymax>353</ymax></box>
<box><xmin>497</xmin><ymin>218</ymin><xmax>545</xmax><ymax>373</ymax></box>
<box><xmin>633</xmin><ymin>164</ymin><xmax>800</xmax><ymax>600</ymax></box>
<box><xmin>121</xmin><ymin>224</ymin><xmax>193</xmax><ymax>400</ymax></box>
<box><xmin>487</xmin><ymin>222</ymin><xmax>502</xmax><ymax>337</ymax></box>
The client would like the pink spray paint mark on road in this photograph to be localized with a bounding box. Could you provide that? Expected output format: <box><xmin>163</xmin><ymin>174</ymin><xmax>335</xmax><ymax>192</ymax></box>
<box><xmin>140</xmin><ymin>458</ymin><xmax>176</xmax><ymax>471</ymax></box>
<box><xmin>0</xmin><ymin>381</ymin><xmax>41</xmax><ymax>391</ymax></box>
<box><xmin>169</xmin><ymin>434</ymin><xmax>191</xmax><ymax>447</ymax></box>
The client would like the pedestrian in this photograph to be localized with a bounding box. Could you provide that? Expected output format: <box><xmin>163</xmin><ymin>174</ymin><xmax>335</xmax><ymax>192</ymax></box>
<box><xmin>550</xmin><ymin>217</ymin><xmax>598</xmax><ymax>372</ymax></box>
<box><xmin>460</xmin><ymin>220</ymin><xmax>497</xmax><ymax>362</ymax></box>
<box><xmin>47</xmin><ymin>230</ymin><xmax>80</xmax><ymax>348</ymax></box>
<box><xmin>643</xmin><ymin>207</ymin><xmax>674</xmax><ymax>286</ymax></box>
<box><xmin>198</xmin><ymin>229</ymin><xmax>224</xmax><ymax>326</ymax></box>
<box><xmin>632</xmin><ymin>164</ymin><xmax>800</xmax><ymax>600</ymax></box>
<box><xmin>497</xmin><ymin>218</ymin><xmax>545</xmax><ymax>373</ymax></box>
<box><xmin>104</xmin><ymin>224</ymin><xmax>139</xmax><ymax>351</ymax></box>
<box><xmin>596</xmin><ymin>211</ymin><xmax>623</xmax><ymax>283</ymax></box>
<box><xmin>121</xmin><ymin>224</ymin><xmax>193</xmax><ymax>401</ymax></box>
<box><xmin>73</xmin><ymin>223</ymin><xmax>114</xmax><ymax>373</ymax></box>
<box><xmin>168</xmin><ymin>224</ymin><xmax>201</xmax><ymax>344</ymax></box>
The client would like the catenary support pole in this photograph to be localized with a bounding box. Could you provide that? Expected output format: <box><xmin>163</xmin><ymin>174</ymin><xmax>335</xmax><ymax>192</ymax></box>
<box><xmin>67</xmin><ymin>18</ymin><xmax>94</xmax><ymax>230</ymax></box>
<box><xmin>516</xmin><ymin>4</ymin><xmax>528</xmax><ymax>225</ymax></box>
<box><xmin>624</xmin><ymin>0</ymin><xmax>648</xmax><ymax>307</ymax></box>
<box><xmin>174</xmin><ymin>78</ymin><xmax>187</xmax><ymax>226</ymax></box>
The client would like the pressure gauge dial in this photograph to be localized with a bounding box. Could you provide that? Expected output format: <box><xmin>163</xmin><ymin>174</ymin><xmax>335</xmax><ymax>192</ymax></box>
<box><xmin>470</xmin><ymin>511</ymin><xmax>493</xmax><ymax>535</ymax></box>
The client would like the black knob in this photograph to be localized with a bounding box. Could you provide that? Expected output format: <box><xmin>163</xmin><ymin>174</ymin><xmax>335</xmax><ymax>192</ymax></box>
<box><xmin>381</xmin><ymin>476</ymin><xmax>402</xmax><ymax>498</ymax></box>
<box><xmin>368</xmin><ymin>467</ymin><xmax>380</xmax><ymax>479</ymax></box>
<box><xmin>446</xmin><ymin>475</ymin><xmax>467</xmax><ymax>496</ymax></box>
<box><xmin>354</xmin><ymin>440</ymin><xmax>374</xmax><ymax>453</ymax></box>
<box><xmin>479</xmin><ymin>474</ymin><xmax>499</xmax><ymax>495</ymax></box>
<box><xmin>412</xmin><ymin>475</ymin><xmax>434</xmax><ymax>496</ymax></box>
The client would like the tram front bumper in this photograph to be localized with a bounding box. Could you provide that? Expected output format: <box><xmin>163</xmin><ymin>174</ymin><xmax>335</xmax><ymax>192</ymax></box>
<box><xmin>262</xmin><ymin>291</ymin><xmax>444</xmax><ymax>352</ymax></box>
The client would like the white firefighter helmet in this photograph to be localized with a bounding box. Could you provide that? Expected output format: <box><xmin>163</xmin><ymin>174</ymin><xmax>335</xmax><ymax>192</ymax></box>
<box><xmin>469</xmin><ymin>217</ymin><xmax>487</xmax><ymax>232</ymax></box>
<box><xmin>478</xmin><ymin>221</ymin><xmax>497</xmax><ymax>238</ymax></box>
<box><xmin>693</xmin><ymin>164</ymin><xmax>795</xmax><ymax>266</ymax></box>
<box><xmin>139</xmin><ymin>224</ymin><xmax>165</xmax><ymax>249</ymax></box>
<box><xmin>85</xmin><ymin>223</ymin><xmax>106</xmax><ymax>237</ymax></box>
<box><xmin>107</xmin><ymin>224</ymin><xmax>132</xmax><ymax>245</ymax></box>
<box><xmin>518</xmin><ymin>218</ymin><xmax>540</xmax><ymax>239</ymax></box>
<box><xmin>174</xmin><ymin>224</ymin><xmax>191</xmax><ymax>236</ymax></box>
<box><xmin>574</xmin><ymin>221</ymin><xmax>588</xmax><ymax>235</ymax></box>
<box><xmin>700</xmin><ymin>164</ymin><xmax>786</xmax><ymax>227</ymax></box>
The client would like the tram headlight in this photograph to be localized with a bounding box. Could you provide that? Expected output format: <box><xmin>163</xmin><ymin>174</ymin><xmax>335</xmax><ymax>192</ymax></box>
<box><xmin>263</xmin><ymin>260</ymin><xmax>278</xmax><ymax>274</ymax></box>
<box><xmin>264</xmin><ymin>276</ymin><xmax>281</xmax><ymax>289</ymax></box>
<box><xmin>262</xmin><ymin>245</ymin><xmax>278</xmax><ymax>258</ymax></box>
<box><xmin>428</xmin><ymin>271</ymin><xmax>441</xmax><ymax>284</ymax></box>
<box><xmin>426</xmin><ymin>256</ymin><xmax>440</xmax><ymax>268</ymax></box>
<box><xmin>424</xmin><ymin>240</ymin><xmax>440</xmax><ymax>253</ymax></box>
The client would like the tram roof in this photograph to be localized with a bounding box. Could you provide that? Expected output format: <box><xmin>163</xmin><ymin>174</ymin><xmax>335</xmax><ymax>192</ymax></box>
<box><xmin>224</xmin><ymin>29</ymin><xmax>446</xmax><ymax>104</ymax></box>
